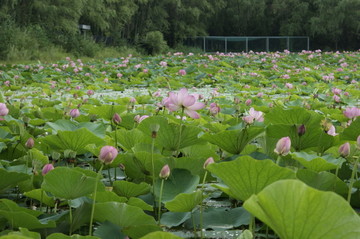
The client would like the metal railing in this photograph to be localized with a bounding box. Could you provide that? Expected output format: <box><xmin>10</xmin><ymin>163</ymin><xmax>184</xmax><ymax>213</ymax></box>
<box><xmin>184</xmin><ymin>36</ymin><xmax>310</xmax><ymax>53</ymax></box>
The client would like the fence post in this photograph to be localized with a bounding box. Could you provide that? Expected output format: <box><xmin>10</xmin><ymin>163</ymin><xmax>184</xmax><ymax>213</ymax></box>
<box><xmin>287</xmin><ymin>37</ymin><xmax>290</xmax><ymax>50</ymax></box>
<box><xmin>246</xmin><ymin>37</ymin><xmax>248</xmax><ymax>52</ymax></box>
<box><xmin>307</xmin><ymin>37</ymin><xmax>310</xmax><ymax>51</ymax></box>
<box><xmin>266</xmin><ymin>37</ymin><xmax>269</xmax><ymax>52</ymax></box>
<box><xmin>203</xmin><ymin>37</ymin><xmax>206</xmax><ymax>52</ymax></box>
<box><xmin>225</xmin><ymin>37</ymin><xmax>227</xmax><ymax>53</ymax></box>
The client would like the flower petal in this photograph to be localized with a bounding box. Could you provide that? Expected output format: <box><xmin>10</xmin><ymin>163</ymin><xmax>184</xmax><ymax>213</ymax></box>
<box><xmin>185</xmin><ymin>109</ymin><xmax>200</xmax><ymax>119</ymax></box>
<box><xmin>187</xmin><ymin>102</ymin><xmax>205</xmax><ymax>111</ymax></box>
<box><xmin>182</xmin><ymin>95</ymin><xmax>196</xmax><ymax>107</ymax></box>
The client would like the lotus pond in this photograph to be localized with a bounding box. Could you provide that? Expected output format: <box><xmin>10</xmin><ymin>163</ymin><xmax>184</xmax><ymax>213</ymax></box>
<box><xmin>0</xmin><ymin>50</ymin><xmax>359</xmax><ymax>239</ymax></box>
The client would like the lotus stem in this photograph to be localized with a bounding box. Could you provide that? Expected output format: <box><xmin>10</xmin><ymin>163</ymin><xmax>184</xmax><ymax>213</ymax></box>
<box><xmin>176</xmin><ymin>108</ymin><xmax>185</xmax><ymax>156</ymax></box>
<box><xmin>40</xmin><ymin>189</ymin><xmax>44</xmax><ymax>212</ymax></box>
<box><xmin>347</xmin><ymin>156</ymin><xmax>359</xmax><ymax>203</ymax></box>
<box><xmin>89</xmin><ymin>164</ymin><xmax>103</xmax><ymax>236</ymax></box>
<box><xmin>249</xmin><ymin>215</ymin><xmax>255</xmax><ymax>236</ymax></box>
<box><xmin>69</xmin><ymin>200</ymin><xmax>73</xmax><ymax>235</ymax></box>
<box><xmin>199</xmin><ymin>171</ymin><xmax>208</xmax><ymax>239</ymax></box>
<box><xmin>151</xmin><ymin>138</ymin><xmax>156</xmax><ymax>191</ymax></box>
<box><xmin>275</xmin><ymin>156</ymin><xmax>281</xmax><ymax>165</ymax></box>
<box><xmin>107</xmin><ymin>168</ymin><xmax>112</xmax><ymax>186</ymax></box>
<box><xmin>157</xmin><ymin>178</ymin><xmax>165</xmax><ymax>225</ymax></box>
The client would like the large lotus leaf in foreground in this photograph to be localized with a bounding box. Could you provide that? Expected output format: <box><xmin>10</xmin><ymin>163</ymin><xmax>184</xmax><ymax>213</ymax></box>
<box><xmin>244</xmin><ymin>179</ymin><xmax>360</xmax><ymax>239</ymax></box>
<box><xmin>207</xmin><ymin>156</ymin><xmax>296</xmax><ymax>201</ymax></box>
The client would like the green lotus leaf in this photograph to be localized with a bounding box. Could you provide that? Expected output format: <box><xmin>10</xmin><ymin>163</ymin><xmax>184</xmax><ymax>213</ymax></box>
<box><xmin>115</xmin><ymin>128</ymin><xmax>146</xmax><ymax>151</ymax></box>
<box><xmin>91</xmin><ymin>191</ymin><xmax>127</xmax><ymax>203</ymax></box>
<box><xmin>46</xmin><ymin>120</ymin><xmax>106</xmax><ymax>138</ymax></box>
<box><xmin>139</xmin><ymin>231</ymin><xmax>182</xmax><ymax>239</ymax></box>
<box><xmin>41</xmin><ymin>167</ymin><xmax>104</xmax><ymax>200</ymax></box>
<box><xmin>202</xmin><ymin>127</ymin><xmax>264</xmax><ymax>154</ymax></box>
<box><xmin>165</xmin><ymin>190</ymin><xmax>204</xmax><ymax>212</ymax></box>
<box><xmin>341</xmin><ymin>118</ymin><xmax>360</xmax><ymax>141</ymax></box>
<box><xmin>243</xmin><ymin>179</ymin><xmax>360</xmax><ymax>239</ymax></box>
<box><xmin>39</xmin><ymin>128</ymin><xmax>105</xmax><ymax>154</ymax></box>
<box><xmin>296</xmin><ymin>169</ymin><xmax>348</xmax><ymax>196</ymax></box>
<box><xmin>46</xmin><ymin>233</ymin><xmax>99</xmax><ymax>239</ymax></box>
<box><xmin>94</xmin><ymin>221</ymin><xmax>126</xmax><ymax>239</ymax></box>
<box><xmin>5</xmin><ymin>228</ymin><xmax>40</xmax><ymax>239</ymax></box>
<box><xmin>23</xmin><ymin>189</ymin><xmax>55</xmax><ymax>207</ymax></box>
<box><xmin>291</xmin><ymin>152</ymin><xmax>345</xmax><ymax>172</ymax></box>
<box><xmin>160</xmin><ymin>212</ymin><xmax>191</xmax><ymax>228</ymax></box>
<box><xmin>127</xmin><ymin>197</ymin><xmax>153</xmax><ymax>211</ymax></box>
<box><xmin>137</xmin><ymin>116</ymin><xmax>204</xmax><ymax>151</ymax></box>
<box><xmin>0</xmin><ymin>200</ymin><xmax>55</xmax><ymax>230</ymax></box>
<box><xmin>89</xmin><ymin>105</ymin><xmax>126</xmax><ymax>120</ymax></box>
<box><xmin>153</xmin><ymin>169</ymin><xmax>200</xmax><ymax>202</ymax></box>
<box><xmin>207</xmin><ymin>156</ymin><xmax>296</xmax><ymax>201</ymax></box>
<box><xmin>94</xmin><ymin>202</ymin><xmax>159</xmax><ymax>238</ymax></box>
<box><xmin>184</xmin><ymin>207</ymin><xmax>251</xmax><ymax>230</ymax></box>
<box><xmin>0</xmin><ymin>169</ymin><xmax>30</xmax><ymax>193</ymax></box>
<box><xmin>112</xmin><ymin>181</ymin><xmax>151</xmax><ymax>198</ymax></box>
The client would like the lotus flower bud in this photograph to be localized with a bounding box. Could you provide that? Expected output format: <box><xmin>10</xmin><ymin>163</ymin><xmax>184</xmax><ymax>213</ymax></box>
<box><xmin>338</xmin><ymin>142</ymin><xmax>350</xmax><ymax>157</ymax></box>
<box><xmin>297</xmin><ymin>124</ymin><xmax>306</xmax><ymax>136</ymax></box>
<box><xmin>69</xmin><ymin>109</ymin><xmax>80</xmax><ymax>118</ymax></box>
<box><xmin>0</xmin><ymin>103</ymin><xmax>9</xmax><ymax>116</ymax></box>
<box><xmin>87</xmin><ymin>90</ymin><xmax>94</xmax><ymax>96</ymax></box>
<box><xmin>159</xmin><ymin>164</ymin><xmax>170</xmax><ymax>179</ymax></box>
<box><xmin>25</xmin><ymin>137</ymin><xmax>35</xmax><ymax>149</ymax></box>
<box><xmin>203</xmin><ymin>157</ymin><xmax>215</xmax><ymax>169</ymax></box>
<box><xmin>42</xmin><ymin>163</ymin><xmax>54</xmax><ymax>176</ymax></box>
<box><xmin>99</xmin><ymin>146</ymin><xmax>118</xmax><ymax>165</ymax></box>
<box><xmin>112</xmin><ymin>113</ymin><xmax>122</xmax><ymax>125</ymax></box>
<box><xmin>245</xmin><ymin>99</ymin><xmax>252</xmax><ymax>106</ymax></box>
<box><xmin>274</xmin><ymin>137</ymin><xmax>291</xmax><ymax>156</ymax></box>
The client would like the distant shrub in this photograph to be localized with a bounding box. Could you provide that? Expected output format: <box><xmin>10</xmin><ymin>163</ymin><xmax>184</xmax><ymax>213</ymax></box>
<box><xmin>142</xmin><ymin>31</ymin><xmax>168</xmax><ymax>55</ymax></box>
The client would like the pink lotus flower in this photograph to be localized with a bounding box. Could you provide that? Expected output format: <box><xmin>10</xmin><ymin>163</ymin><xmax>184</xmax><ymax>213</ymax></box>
<box><xmin>203</xmin><ymin>157</ymin><xmax>215</xmax><ymax>169</ymax></box>
<box><xmin>69</xmin><ymin>109</ymin><xmax>80</xmax><ymax>118</ymax></box>
<box><xmin>99</xmin><ymin>146</ymin><xmax>118</xmax><ymax>165</ymax></box>
<box><xmin>245</xmin><ymin>99</ymin><xmax>252</xmax><ymax>106</ymax></box>
<box><xmin>338</xmin><ymin>142</ymin><xmax>350</xmax><ymax>157</ymax></box>
<box><xmin>42</xmin><ymin>164</ymin><xmax>54</xmax><ymax>176</ymax></box>
<box><xmin>159</xmin><ymin>61</ymin><xmax>167</xmax><ymax>67</ymax></box>
<box><xmin>343</xmin><ymin>107</ymin><xmax>360</xmax><ymax>119</ymax></box>
<box><xmin>209</xmin><ymin>102</ymin><xmax>220</xmax><ymax>115</ymax></box>
<box><xmin>159</xmin><ymin>164</ymin><xmax>170</xmax><ymax>179</ymax></box>
<box><xmin>178</xmin><ymin>69</ymin><xmax>186</xmax><ymax>76</ymax></box>
<box><xmin>327</xmin><ymin>125</ymin><xmax>338</xmax><ymax>136</ymax></box>
<box><xmin>249</xmin><ymin>108</ymin><xmax>264</xmax><ymax>122</ymax></box>
<box><xmin>243</xmin><ymin>115</ymin><xmax>255</xmax><ymax>124</ymax></box>
<box><xmin>333</xmin><ymin>95</ymin><xmax>340</xmax><ymax>102</ymax></box>
<box><xmin>163</xmin><ymin>88</ymin><xmax>205</xmax><ymax>119</ymax></box>
<box><xmin>285</xmin><ymin>83</ymin><xmax>293</xmax><ymax>89</ymax></box>
<box><xmin>25</xmin><ymin>138</ymin><xmax>35</xmax><ymax>149</ymax></box>
<box><xmin>274</xmin><ymin>137</ymin><xmax>291</xmax><ymax>156</ymax></box>
<box><xmin>0</xmin><ymin>103</ymin><xmax>9</xmax><ymax>116</ymax></box>
<box><xmin>134</xmin><ymin>115</ymin><xmax>149</xmax><ymax>123</ymax></box>
<box><xmin>112</xmin><ymin>113</ymin><xmax>122</xmax><ymax>125</ymax></box>
<box><xmin>332</xmin><ymin>88</ymin><xmax>342</xmax><ymax>95</ymax></box>
<box><xmin>117</xmin><ymin>73</ymin><xmax>123</xmax><ymax>78</ymax></box>
<box><xmin>87</xmin><ymin>90</ymin><xmax>94</xmax><ymax>96</ymax></box>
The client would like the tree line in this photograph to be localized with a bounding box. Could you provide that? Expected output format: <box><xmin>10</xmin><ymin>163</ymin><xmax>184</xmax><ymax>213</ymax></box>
<box><xmin>0</xmin><ymin>0</ymin><xmax>359</xmax><ymax>59</ymax></box>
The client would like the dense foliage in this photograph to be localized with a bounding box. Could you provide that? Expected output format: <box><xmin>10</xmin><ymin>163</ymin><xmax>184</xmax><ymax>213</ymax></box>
<box><xmin>0</xmin><ymin>51</ymin><xmax>359</xmax><ymax>238</ymax></box>
<box><xmin>0</xmin><ymin>0</ymin><xmax>359</xmax><ymax>60</ymax></box>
